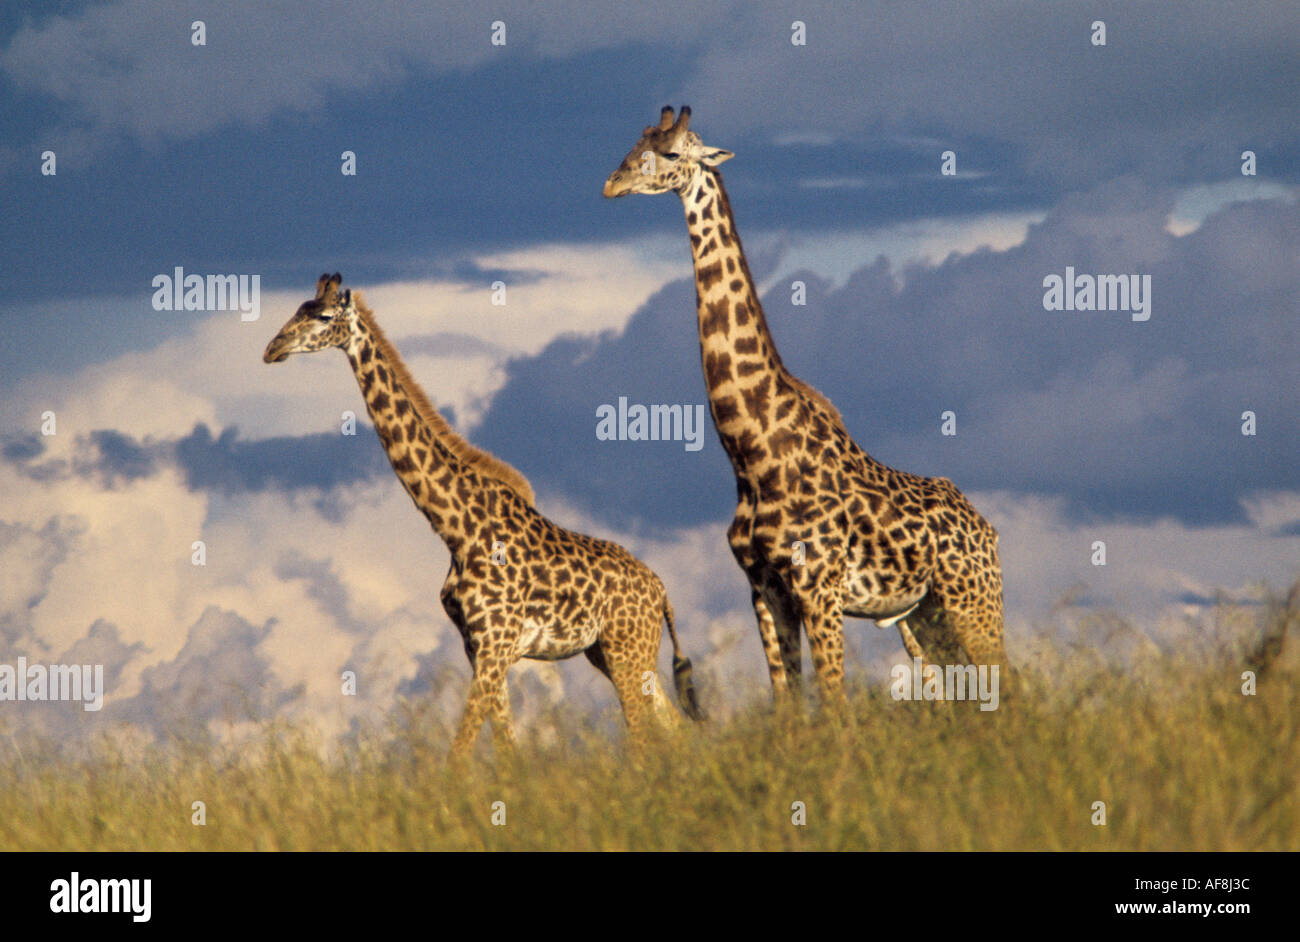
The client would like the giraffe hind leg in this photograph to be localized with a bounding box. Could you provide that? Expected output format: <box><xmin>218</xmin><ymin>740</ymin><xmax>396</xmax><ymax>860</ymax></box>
<box><xmin>591</xmin><ymin>636</ymin><xmax>683</xmax><ymax>730</ymax></box>
<box><xmin>587</xmin><ymin>636</ymin><xmax>664</xmax><ymax>744</ymax></box>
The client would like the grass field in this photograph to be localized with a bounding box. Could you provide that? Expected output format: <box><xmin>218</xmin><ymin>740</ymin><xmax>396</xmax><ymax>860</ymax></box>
<box><xmin>1</xmin><ymin>594</ymin><xmax>1295</xmax><ymax>852</ymax></box>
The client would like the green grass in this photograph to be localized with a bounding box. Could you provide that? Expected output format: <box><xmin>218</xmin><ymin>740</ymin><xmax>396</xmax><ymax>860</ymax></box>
<box><xmin>2</xmin><ymin>621</ymin><xmax>1295</xmax><ymax>851</ymax></box>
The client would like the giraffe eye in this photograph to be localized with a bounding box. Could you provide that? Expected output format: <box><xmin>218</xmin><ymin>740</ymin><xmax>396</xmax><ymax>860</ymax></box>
<box><xmin>662</xmin><ymin>152</ymin><xmax>680</xmax><ymax>160</ymax></box>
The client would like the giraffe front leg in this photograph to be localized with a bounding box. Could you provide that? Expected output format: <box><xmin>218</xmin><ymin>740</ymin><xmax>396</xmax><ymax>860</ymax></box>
<box><xmin>451</xmin><ymin>645</ymin><xmax>514</xmax><ymax>759</ymax></box>
<box><xmin>732</xmin><ymin>512</ymin><xmax>800</xmax><ymax>702</ymax></box>
<box><xmin>799</xmin><ymin>585</ymin><xmax>848</xmax><ymax>714</ymax></box>
<box><xmin>897</xmin><ymin>618</ymin><xmax>926</xmax><ymax>661</ymax></box>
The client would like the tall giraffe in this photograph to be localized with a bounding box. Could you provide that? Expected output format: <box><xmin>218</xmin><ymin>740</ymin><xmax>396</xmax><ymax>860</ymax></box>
<box><xmin>264</xmin><ymin>274</ymin><xmax>703</xmax><ymax>754</ymax></box>
<box><xmin>605</xmin><ymin>107</ymin><xmax>1008</xmax><ymax>704</ymax></box>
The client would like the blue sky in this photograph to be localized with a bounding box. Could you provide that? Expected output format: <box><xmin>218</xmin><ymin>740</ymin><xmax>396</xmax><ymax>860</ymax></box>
<box><xmin>2</xmin><ymin>1</ymin><xmax>1297</xmax><ymax>746</ymax></box>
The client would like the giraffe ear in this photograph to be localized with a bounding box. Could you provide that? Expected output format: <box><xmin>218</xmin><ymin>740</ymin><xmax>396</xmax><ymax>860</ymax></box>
<box><xmin>701</xmin><ymin>147</ymin><xmax>733</xmax><ymax>167</ymax></box>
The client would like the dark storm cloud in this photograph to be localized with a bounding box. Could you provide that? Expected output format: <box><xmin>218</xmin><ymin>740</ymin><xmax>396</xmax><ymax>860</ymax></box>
<box><xmin>173</xmin><ymin>423</ymin><xmax>388</xmax><ymax>495</ymax></box>
<box><xmin>77</xmin><ymin>429</ymin><xmax>157</xmax><ymax>485</ymax></box>
<box><xmin>3</xmin><ymin>423</ymin><xmax>391</xmax><ymax>497</ymax></box>
<box><xmin>2</xmin><ymin>428</ymin><xmax>163</xmax><ymax>487</ymax></box>
<box><xmin>5</xmin><ymin>2</ymin><xmax>1296</xmax><ymax>308</ymax></box>
<box><xmin>475</xmin><ymin>184</ymin><xmax>1299</xmax><ymax>530</ymax></box>
<box><xmin>474</xmin><ymin>277</ymin><xmax>736</xmax><ymax>533</ymax></box>
<box><xmin>1</xmin><ymin>435</ymin><xmax>44</xmax><ymax>461</ymax></box>
<box><xmin>433</xmin><ymin>260</ymin><xmax>547</xmax><ymax>289</ymax></box>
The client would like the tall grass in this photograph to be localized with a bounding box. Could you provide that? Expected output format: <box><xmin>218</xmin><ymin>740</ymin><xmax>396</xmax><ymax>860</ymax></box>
<box><xmin>1</xmin><ymin>596</ymin><xmax>1295</xmax><ymax>851</ymax></box>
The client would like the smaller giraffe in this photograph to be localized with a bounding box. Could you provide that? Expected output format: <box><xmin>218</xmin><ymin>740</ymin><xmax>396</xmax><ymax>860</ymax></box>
<box><xmin>264</xmin><ymin>274</ymin><xmax>704</xmax><ymax>756</ymax></box>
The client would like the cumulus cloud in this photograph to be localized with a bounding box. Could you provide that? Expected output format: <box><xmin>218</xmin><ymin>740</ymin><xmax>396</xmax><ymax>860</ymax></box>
<box><xmin>0</xmin><ymin>516</ymin><xmax>83</xmax><ymax>650</ymax></box>
<box><xmin>0</xmin><ymin>441</ymin><xmax>759</xmax><ymax>748</ymax></box>
<box><xmin>174</xmin><ymin>424</ymin><xmax>387</xmax><ymax>496</ymax></box>
<box><xmin>114</xmin><ymin>606</ymin><xmax>301</xmax><ymax>739</ymax></box>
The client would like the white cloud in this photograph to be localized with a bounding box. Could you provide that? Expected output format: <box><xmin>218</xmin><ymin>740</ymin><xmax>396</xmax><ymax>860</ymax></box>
<box><xmin>2</xmin><ymin>243</ymin><xmax>679</xmax><ymax>444</ymax></box>
<box><xmin>8</xmin><ymin>368</ymin><xmax>219</xmax><ymax>445</ymax></box>
<box><xmin>1165</xmin><ymin>180</ymin><xmax>1299</xmax><ymax>236</ymax></box>
<box><xmin>361</xmin><ymin>243</ymin><xmax>681</xmax><ymax>354</ymax></box>
<box><xmin>761</xmin><ymin>212</ymin><xmax>1044</xmax><ymax>290</ymax></box>
<box><xmin>5</xmin><ymin>464</ymin><xmax>208</xmax><ymax>663</ymax></box>
<box><xmin>978</xmin><ymin>489</ymin><xmax>1300</xmax><ymax>632</ymax></box>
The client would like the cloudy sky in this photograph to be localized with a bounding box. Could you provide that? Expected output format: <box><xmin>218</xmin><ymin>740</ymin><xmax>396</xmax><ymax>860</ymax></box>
<box><xmin>2</xmin><ymin>1</ymin><xmax>1297</xmax><ymax>748</ymax></box>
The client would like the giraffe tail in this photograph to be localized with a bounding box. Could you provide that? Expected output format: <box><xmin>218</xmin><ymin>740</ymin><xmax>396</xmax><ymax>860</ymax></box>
<box><xmin>663</xmin><ymin>596</ymin><xmax>706</xmax><ymax>722</ymax></box>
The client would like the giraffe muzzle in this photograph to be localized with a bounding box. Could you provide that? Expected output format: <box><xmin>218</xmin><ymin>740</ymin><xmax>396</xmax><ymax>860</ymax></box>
<box><xmin>602</xmin><ymin>173</ymin><xmax>630</xmax><ymax>198</ymax></box>
<box><xmin>263</xmin><ymin>336</ymin><xmax>291</xmax><ymax>363</ymax></box>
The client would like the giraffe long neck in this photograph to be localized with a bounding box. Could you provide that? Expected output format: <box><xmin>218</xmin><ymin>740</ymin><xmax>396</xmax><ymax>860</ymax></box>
<box><xmin>344</xmin><ymin>311</ymin><xmax>481</xmax><ymax>557</ymax></box>
<box><xmin>680</xmin><ymin>167</ymin><xmax>799</xmax><ymax>474</ymax></box>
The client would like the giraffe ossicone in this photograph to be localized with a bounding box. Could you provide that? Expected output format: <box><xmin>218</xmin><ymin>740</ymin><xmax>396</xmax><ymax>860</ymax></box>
<box><xmin>264</xmin><ymin>273</ymin><xmax>705</xmax><ymax>757</ymax></box>
<box><xmin>605</xmin><ymin>107</ymin><xmax>1011</xmax><ymax>704</ymax></box>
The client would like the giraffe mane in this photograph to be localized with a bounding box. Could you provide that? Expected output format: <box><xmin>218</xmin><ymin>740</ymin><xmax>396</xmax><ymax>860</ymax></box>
<box><xmin>352</xmin><ymin>292</ymin><xmax>537</xmax><ymax>506</ymax></box>
<box><xmin>709</xmin><ymin>172</ymin><xmax>846</xmax><ymax>427</ymax></box>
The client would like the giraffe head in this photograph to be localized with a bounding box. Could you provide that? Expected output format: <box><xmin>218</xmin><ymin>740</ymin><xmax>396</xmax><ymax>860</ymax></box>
<box><xmin>263</xmin><ymin>273</ymin><xmax>358</xmax><ymax>363</ymax></box>
<box><xmin>603</xmin><ymin>105</ymin><xmax>733</xmax><ymax>198</ymax></box>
